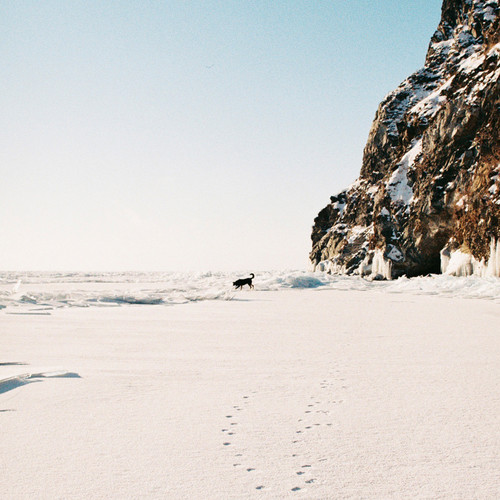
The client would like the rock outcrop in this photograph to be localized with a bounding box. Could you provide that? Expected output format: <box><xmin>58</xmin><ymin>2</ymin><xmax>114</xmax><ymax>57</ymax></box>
<box><xmin>311</xmin><ymin>0</ymin><xmax>500</xmax><ymax>279</ymax></box>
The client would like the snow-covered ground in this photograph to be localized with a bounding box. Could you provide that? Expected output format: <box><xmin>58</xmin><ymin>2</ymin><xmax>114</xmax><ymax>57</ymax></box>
<box><xmin>1</xmin><ymin>272</ymin><xmax>500</xmax><ymax>498</ymax></box>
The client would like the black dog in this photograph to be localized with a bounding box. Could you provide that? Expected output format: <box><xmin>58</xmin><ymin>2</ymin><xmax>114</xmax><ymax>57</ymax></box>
<box><xmin>233</xmin><ymin>273</ymin><xmax>255</xmax><ymax>290</ymax></box>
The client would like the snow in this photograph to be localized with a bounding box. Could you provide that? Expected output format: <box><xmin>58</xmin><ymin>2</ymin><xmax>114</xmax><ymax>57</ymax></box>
<box><xmin>3</xmin><ymin>270</ymin><xmax>500</xmax><ymax>313</ymax></box>
<box><xmin>0</xmin><ymin>271</ymin><xmax>339</xmax><ymax>311</ymax></box>
<box><xmin>2</xmin><ymin>280</ymin><xmax>500</xmax><ymax>498</ymax></box>
<box><xmin>456</xmin><ymin>195</ymin><xmax>467</xmax><ymax>208</ymax></box>
<box><xmin>488</xmin><ymin>42</ymin><xmax>500</xmax><ymax>56</ymax></box>
<box><xmin>331</xmin><ymin>200</ymin><xmax>346</xmax><ymax>214</ymax></box>
<box><xmin>409</xmin><ymin>76</ymin><xmax>454</xmax><ymax>119</ymax></box>
<box><xmin>347</xmin><ymin>224</ymin><xmax>373</xmax><ymax>244</ymax></box>
<box><xmin>386</xmin><ymin>139</ymin><xmax>423</xmax><ymax>206</ymax></box>
<box><xmin>479</xmin><ymin>0</ymin><xmax>499</xmax><ymax>22</ymax></box>
<box><xmin>386</xmin><ymin>244</ymin><xmax>404</xmax><ymax>262</ymax></box>
<box><xmin>483</xmin><ymin>7</ymin><xmax>497</xmax><ymax>21</ymax></box>
<box><xmin>432</xmin><ymin>39</ymin><xmax>454</xmax><ymax>52</ymax></box>
<box><xmin>458</xmin><ymin>50</ymin><xmax>486</xmax><ymax>74</ymax></box>
<box><xmin>326</xmin><ymin>223</ymin><xmax>348</xmax><ymax>236</ymax></box>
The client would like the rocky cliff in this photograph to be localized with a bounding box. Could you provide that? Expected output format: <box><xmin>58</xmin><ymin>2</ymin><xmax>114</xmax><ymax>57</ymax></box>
<box><xmin>311</xmin><ymin>0</ymin><xmax>500</xmax><ymax>279</ymax></box>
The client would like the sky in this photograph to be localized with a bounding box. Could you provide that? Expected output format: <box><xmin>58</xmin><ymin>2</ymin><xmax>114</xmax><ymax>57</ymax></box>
<box><xmin>1</xmin><ymin>0</ymin><xmax>443</xmax><ymax>272</ymax></box>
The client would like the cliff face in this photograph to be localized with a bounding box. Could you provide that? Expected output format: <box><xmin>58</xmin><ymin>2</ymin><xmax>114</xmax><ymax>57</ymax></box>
<box><xmin>311</xmin><ymin>0</ymin><xmax>500</xmax><ymax>279</ymax></box>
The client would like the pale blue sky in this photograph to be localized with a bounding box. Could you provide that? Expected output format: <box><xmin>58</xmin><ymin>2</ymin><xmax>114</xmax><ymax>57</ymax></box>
<box><xmin>1</xmin><ymin>1</ymin><xmax>442</xmax><ymax>271</ymax></box>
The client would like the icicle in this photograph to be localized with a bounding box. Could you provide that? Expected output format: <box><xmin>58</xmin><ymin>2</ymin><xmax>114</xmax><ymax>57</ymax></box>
<box><xmin>485</xmin><ymin>238</ymin><xmax>500</xmax><ymax>277</ymax></box>
<box><xmin>371</xmin><ymin>250</ymin><xmax>393</xmax><ymax>280</ymax></box>
<box><xmin>441</xmin><ymin>238</ymin><xmax>500</xmax><ymax>277</ymax></box>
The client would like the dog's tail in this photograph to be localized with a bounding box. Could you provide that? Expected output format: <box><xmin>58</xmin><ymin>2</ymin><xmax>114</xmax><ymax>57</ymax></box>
<box><xmin>250</xmin><ymin>273</ymin><xmax>255</xmax><ymax>279</ymax></box>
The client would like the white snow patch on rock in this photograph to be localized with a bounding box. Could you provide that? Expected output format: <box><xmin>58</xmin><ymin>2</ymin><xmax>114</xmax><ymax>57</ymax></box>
<box><xmin>386</xmin><ymin>139</ymin><xmax>423</xmax><ymax>206</ymax></box>
<box><xmin>347</xmin><ymin>225</ymin><xmax>373</xmax><ymax>244</ymax></box>
<box><xmin>458</xmin><ymin>50</ymin><xmax>486</xmax><ymax>73</ymax></box>
<box><xmin>386</xmin><ymin>244</ymin><xmax>404</xmax><ymax>262</ymax></box>
<box><xmin>332</xmin><ymin>200</ymin><xmax>346</xmax><ymax>214</ymax></box>
<box><xmin>410</xmin><ymin>77</ymin><xmax>454</xmax><ymax>119</ymax></box>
